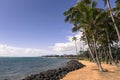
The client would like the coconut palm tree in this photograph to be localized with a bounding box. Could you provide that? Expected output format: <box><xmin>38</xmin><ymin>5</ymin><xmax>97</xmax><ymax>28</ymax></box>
<box><xmin>102</xmin><ymin>0</ymin><xmax>120</xmax><ymax>41</ymax></box>
<box><xmin>72</xmin><ymin>37</ymin><xmax>78</xmax><ymax>55</ymax></box>
<box><xmin>64</xmin><ymin>0</ymin><xmax>96</xmax><ymax>63</ymax></box>
<box><xmin>64</xmin><ymin>0</ymin><xmax>104</xmax><ymax>71</ymax></box>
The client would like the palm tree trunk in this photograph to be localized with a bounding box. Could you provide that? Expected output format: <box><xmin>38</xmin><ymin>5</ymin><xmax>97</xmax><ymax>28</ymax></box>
<box><xmin>107</xmin><ymin>0</ymin><xmax>120</xmax><ymax>41</ymax></box>
<box><xmin>104</xmin><ymin>47</ymin><xmax>109</xmax><ymax>64</ymax></box>
<box><xmin>85</xmin><ymin>32</ymin><xmax>96</xmax><ymax>62</ymax></box>
<box><xmin>98</xmin><ymin>48</ymin><xmax>102</xmax><ymax>62</ymax></box>
<box><xmin>75</xmin><ymin>40</ymin><xmax>78</xmax><ymax>55</ymax></box>
<box><xmin>105</xmin><ymin>29</ymin><xmax>114</xmax><ymax>63</ymax></box>
<box><xmin>92</xmin><ymin>33</ymin><xmax>103</xmax><ymax>72</ymax></box>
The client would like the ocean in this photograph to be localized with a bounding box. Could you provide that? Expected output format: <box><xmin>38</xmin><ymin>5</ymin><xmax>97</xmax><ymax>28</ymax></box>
<box><xmin>0</xmin><ymin>57</ymin><xmax>69</xmax><ymax>80</ymax></box>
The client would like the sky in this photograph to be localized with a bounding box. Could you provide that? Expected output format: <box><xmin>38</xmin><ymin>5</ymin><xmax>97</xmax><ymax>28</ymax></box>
<box><xmin>0</xmin><ymin>0</ymin><xmax>115</xmax><ymax>57</ymax></box>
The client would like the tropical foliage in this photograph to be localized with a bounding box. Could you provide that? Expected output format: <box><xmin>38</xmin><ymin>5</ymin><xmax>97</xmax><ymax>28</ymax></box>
<box><xmin>64</xmin><ymin>0</ymin><xmax>120</xmax><ymax>72</ymax></box>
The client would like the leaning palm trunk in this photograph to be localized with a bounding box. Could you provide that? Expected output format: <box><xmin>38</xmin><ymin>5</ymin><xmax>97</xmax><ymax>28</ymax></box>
<box><xmin>85</xmin><ymin>32</ymin><xmax>96</xmax><ymax>62</ymax></box>
<box><xmin>92</xmin><ymin>33</ymin><xmax>104</xmax><ymax>72</ymax></box>
<box><xmin>104</xmin><ymin>47</ymin><xmax>109</xmax><ymax>64</ymax></box>
<box><xmin>106</xmin><ymin>0</ymin><xmax>120</xmax><ymax>41</ymax></box>
<box><xmin>98</xmin><ymin>48</ymin><xmax>103</xmax><ymax>62</ymax></box>
<box><xmin>108</xmin><ymin>43</ymin><xmax>113</xmax><ymax>64</ymax></box>
<box><xmin>105</xmin><ymin>29</ymin><xmax>114</xmax><ymax>63</ymax></box>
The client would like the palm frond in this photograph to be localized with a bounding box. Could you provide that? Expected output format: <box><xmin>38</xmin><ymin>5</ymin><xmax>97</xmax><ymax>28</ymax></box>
<box><xmin>102</xmin><ymin>0</ymin><xmax>107</xmax><ymax>6</ymax></box>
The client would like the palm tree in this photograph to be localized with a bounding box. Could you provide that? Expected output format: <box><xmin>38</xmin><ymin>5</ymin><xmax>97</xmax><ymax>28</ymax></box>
<box><xmin>102</xmin><ymin>0</ymin><xmax>120</xmax><ymax>41</ymax></box>
<box><xmin>64</xmin><ymin>0</ymin><xmax>96</xmax><ymax>62</ymax></box>
<box><xmin>98</xmin><ymin>11</ymin><xmax>115</xmax><ymax>64</ymax></box>
<box><xmin>64</xmin><ymin>0</ymin><xmax>104</xmax><ymax>71</ymax></box>
<box><xmin>72</xmin><ymin>37</ymin><xmax>78</xmax><ymax>55</ymax></box>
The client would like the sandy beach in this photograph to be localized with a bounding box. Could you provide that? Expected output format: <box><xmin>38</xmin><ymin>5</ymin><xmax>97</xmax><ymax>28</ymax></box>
<box><xmin>61</xmin><ymin>60</ymin><xmax>120</xmax><ymax>80</ymax></box>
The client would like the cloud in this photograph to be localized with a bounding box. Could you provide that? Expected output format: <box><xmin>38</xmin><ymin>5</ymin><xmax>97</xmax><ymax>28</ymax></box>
<box><xmin>0</xmin><ymin>44</ymin><xmax>51</xmax><ymax>57</ymax></box>
<box><xmin>0</xmin><ymin>32</ymin><xmax>87</xmax><ymax>57</ymax></box>
<box><xmin>51</xmin><ymin>32</ymin><xmax>86</xmax><ymax>55</ymax></box>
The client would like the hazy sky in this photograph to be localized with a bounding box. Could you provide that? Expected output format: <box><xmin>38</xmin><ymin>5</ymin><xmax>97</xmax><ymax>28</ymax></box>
<box><xmin>0</xmin><ymin>0</ymin><xmax>115</xmax><ymax>57</ymax></box>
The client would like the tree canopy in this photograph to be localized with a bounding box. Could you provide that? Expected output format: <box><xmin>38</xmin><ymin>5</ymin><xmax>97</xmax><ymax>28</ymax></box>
<box><xmin>64</xmin><ymin>0</ymin><xmax>120</xmax><ymax>71</ymax></box>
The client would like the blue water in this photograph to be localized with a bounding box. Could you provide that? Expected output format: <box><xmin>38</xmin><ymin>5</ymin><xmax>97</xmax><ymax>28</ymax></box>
<box><xmin>0</xmin><ymin>57</ymin><xmax>69</xmax><ymax>80</ymax></box>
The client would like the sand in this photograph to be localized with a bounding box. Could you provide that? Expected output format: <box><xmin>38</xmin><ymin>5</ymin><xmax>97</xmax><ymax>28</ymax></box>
<box><xmin>61</xmin><ymin>60</ymin><xmax>120</xmax><ymax>80</ymax></box>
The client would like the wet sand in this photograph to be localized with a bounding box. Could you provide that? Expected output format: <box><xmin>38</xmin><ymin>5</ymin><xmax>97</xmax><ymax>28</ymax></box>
<box><xmin>61</xmin><ymin>60</ymin><xmax>120</xmax><ymax>80</ymax></box>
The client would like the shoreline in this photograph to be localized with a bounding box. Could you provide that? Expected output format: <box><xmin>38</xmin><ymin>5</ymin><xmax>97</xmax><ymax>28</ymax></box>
<box><xmin>1</xmin><ymin>57</ymin><xmax>69</xmax><ymax>80</ymax></box>
<box><xmin>22</xmin><ymin>60</ymin><xmax>85</xmax><ymax>80</ymax></box>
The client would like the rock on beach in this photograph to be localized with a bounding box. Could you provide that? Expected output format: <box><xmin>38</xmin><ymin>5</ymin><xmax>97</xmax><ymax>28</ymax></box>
<box><xmin>22</xmin><ymin>60</ymin><xmax>85</xmax><ymax>80</ymax></box>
